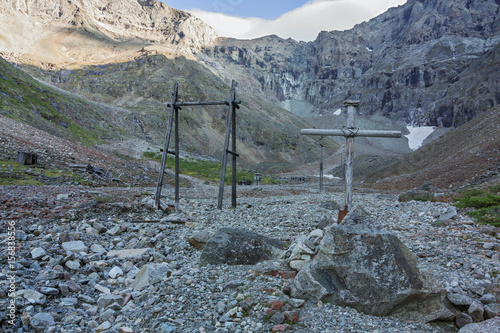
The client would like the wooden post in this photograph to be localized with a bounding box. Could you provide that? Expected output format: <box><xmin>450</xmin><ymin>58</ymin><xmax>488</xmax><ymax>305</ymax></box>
<box><xmin>231</xmin><ymin>86</ymin><xmax>237</xmax><ymax>208</ymax></box>
<box><xmin>300</xmin><ymin>100</ymin><xmax>402</xmax><ymax>223</ymax></box>
<box><xmin>319</xmin><ymin>141</ymin><xmax>324</xmax><ymax>193</ymax></box>
<box><xmin>344</xmin><ymin>101</ymin><xmax>358</xmax><ymax>211</ymax></box>
<box><xmin>174</xmin><ymin>105</ymin><xmax>180</xmax><ymax>212</ymax></box>
<box><xmin>218</xmin><ymin>80</ymin><xmax>238</xmax><ymax>209</ymax></box>
<box><xmin>155</xmin><ymin>83</ymin><xmax>178</xmax><ymax>210</ymax></box>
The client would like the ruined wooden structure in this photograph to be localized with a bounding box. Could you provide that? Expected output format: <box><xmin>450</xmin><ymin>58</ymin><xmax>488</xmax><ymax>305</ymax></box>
<box><xmin>154</xmin><ymin>81</ymin><xmax>241</xmax><ymax>212</ymax></box>
<box><xmin>301</xmin><ymin>100</ymin><xmax>402</xmax><ymax>222</ymax></box>
<box><xmin>17</xmin><ymin>152</ymin><xmax>37</xmax><ymax>165</ymax></box>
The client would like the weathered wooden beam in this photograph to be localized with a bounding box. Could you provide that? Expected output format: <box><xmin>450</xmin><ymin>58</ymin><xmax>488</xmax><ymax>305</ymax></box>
<box><xmin>226</xmin><ymin>150</ymin><xmax>240</xmax><ymax>157</ymax></box>
<box><xmin>155</xmin><ymin>84</ymin><xmax>178</xmax><ymax>210</ymax></box>
<box><xmin>168</xmin><ymin>100</ymin><xmax>241</xmax><ymax>107</ymax></box>
<box><xmin>300</xmin><ymin>129</ymin><xmax>402</xmax><ymax>138</ymax></box>
<box><xmin>218</xmin><ymin>80</ymin><xmax>239</xmax><ymax>210</ymax></box>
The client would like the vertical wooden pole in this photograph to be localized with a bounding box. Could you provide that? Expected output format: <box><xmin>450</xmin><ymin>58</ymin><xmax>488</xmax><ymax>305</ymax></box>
<box><xmin>345</xmin><ymin>136</ymin><xmax>354</xmax><ymax>210</ymax></box>
<box><xmin>218</xmin><ymin>82</ymin><xmax>236</xmax><ymax>210</ymax></box>
<box><xmin>174</xmin><ymin>106</ymin><xmax>180</xmax><ymax>212</ymax></box>
<box><xmin>155</xmin><ymin>83</ymin><xmax>178</xmax><ymax>209</ymax></box>
<box><xmin>319</xmin><ymin>143</ymin><xmax>324</xmax><ymax>193</ymax></box>
<box><xmin>344</xmin><ymin>103</ymin><xmax>356</xmax><ymax>211</ymax></box>
<box><xmin>231</xmin><ymin>81</ymin><xmax>237</xmax><ymax>208</ymax></box>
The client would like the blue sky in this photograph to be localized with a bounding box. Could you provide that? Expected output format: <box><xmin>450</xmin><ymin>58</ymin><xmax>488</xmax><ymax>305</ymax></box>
<box><xmin>160</xmin><ymin>0</ymin><xmax>407</xmax><ymax>41</ymax></box>
<box><xmin>161</xmin><ymin>0</ymin><xmax>309</xmax><ymax>20</ymax></box>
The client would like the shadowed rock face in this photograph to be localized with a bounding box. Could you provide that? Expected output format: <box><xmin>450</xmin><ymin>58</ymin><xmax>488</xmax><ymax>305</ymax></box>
<box><xmin>199</xmin><ymin>228</ymin><xmax>285</xmax><ymax>267</ymax></box>
<box><xmin>291</xmin><ymin>208</ymin><xmax>452</xmax><ymax>322</ymax></box>
<box><xmin>200</xmin><ymin>0</ymin><xmax>500</xmax><ymax>127</ymax></box>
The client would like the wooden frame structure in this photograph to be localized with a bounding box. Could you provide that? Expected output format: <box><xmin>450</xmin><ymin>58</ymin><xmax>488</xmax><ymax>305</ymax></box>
<box><xmin>154</xmin><ymin>81</ymin><xmax>241</xmax><ymax>212</ymax></box>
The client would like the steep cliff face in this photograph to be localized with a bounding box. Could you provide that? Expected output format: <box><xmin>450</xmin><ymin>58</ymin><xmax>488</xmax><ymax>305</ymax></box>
<box><xmin>200</xmin><ymin>0</ymin><xmax>500</xmax><ymax>127</ymax></box>
<box><xmin>0</xmin><ymin>0</ymin><xmax>217</xmax><ymax>65</ymax></box>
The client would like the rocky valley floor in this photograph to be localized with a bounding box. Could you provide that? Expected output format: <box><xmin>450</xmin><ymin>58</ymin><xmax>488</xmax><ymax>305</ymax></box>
<box><xmin>1</xmin><ymin>182</ymin><xmax>499</xmax><ymax>333</ymax></box>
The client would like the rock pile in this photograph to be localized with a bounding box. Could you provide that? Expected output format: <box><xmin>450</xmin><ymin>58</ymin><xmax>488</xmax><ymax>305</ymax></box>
<box><xmin>0</xmin><ymin>184</ymin><xmax>499</xmax><ymax>332</ymax></box>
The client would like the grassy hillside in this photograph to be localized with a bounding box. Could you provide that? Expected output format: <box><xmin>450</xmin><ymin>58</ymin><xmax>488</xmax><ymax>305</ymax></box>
<box><xmin>0</xmin><ymin>56</ymin><xmax>127</xmax><ymax>146</ymax></box>
<box><xmin>20</xmin><ymin>53</ymin><xmax>338</xmax><ymax>170</ymax></box>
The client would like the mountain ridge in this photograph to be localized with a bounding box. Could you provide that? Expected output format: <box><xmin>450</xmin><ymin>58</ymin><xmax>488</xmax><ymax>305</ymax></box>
<box><xmin>1</xmin><ymin>0</ymin><xmax>499</xmax><ymax>189</ymax></box>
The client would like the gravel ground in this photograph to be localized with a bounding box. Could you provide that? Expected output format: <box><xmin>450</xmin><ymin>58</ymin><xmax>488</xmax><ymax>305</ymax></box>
<box><xmin>0</xmin><ymin>183</ymin><xmax>499</xmax><ymax>332</ymax></box>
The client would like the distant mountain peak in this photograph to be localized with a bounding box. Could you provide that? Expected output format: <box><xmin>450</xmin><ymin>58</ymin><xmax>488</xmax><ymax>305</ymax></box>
<box><xmin>0</xmin><ymin>0</ymin><xmax>218</xmax><ymax>65</ymax></box>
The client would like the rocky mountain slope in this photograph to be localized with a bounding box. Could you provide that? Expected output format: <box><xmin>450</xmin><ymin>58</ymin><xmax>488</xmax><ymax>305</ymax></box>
<box><xmin>0</xmin><ymin>0</ymin><xmax>217</xmax><ymax>66</ymax></box>
<box><xmin>0</xmin><ymin>0</ymin><xmax>338</xmax><ymax>171</ymax></box>
<box><xmin>200</xmin><ymin>0</ymin><xmax>500</xmax><ymax>128</ymax></box>
<box><xmin>357</xmin><ymin>105</ymin><xmax>500</xmax><ymax>190</ymax></box>
<box><xmin>1</xmin><ymin>0</ymin><xmax>499</xmax><ymax>187</ymax></box>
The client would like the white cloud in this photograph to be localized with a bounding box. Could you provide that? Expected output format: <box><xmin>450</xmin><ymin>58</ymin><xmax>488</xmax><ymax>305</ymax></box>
<box><xmin>190</xmin><ymin>0</ymin><xmax>407</xmax><ymax>41</ymax></box>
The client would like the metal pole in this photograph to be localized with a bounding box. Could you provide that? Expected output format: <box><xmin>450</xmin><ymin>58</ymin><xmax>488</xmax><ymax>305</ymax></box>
<box><xmin>155</xmin><ymin>83</ymin><xmax>178</xmax><ymax>209</ymax></box>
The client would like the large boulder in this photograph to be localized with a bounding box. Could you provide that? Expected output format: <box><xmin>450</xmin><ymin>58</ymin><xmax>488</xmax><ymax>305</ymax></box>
<box><xmin>291</xmin><ymin>207</ymin><xmax>452</xmax><ymax>322</ymax></box>
<box><xmin>199</xmin><ymin>228</ymin><xmax>285</xmax><ymax>267</ymax></box>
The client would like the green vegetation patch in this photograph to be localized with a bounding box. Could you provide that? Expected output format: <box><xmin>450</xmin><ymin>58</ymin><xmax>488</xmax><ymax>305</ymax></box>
<box><xmin>142</xmin><ymin>151</ymin><xmax>277</xmax><ymax>185</ymax></box>
<box><xmin>453</xmin><ymin>185</ymin><xmax>500</xmax><ymax>227</ymax></box>
<box><xmin>0</xmin><ymin>57</ymin><xmax>119</xmax><ymax>146</ymax></box>
<box><xmin>0</xmin><ymin>160</ymin><xmax>90</xmax><ymax>186</ymax></box>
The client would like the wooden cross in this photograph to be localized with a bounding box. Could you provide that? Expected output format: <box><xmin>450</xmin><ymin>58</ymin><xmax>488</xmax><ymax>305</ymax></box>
<box><xmin>301</xmin><ymin>100</ymin><xmax>402</xmax><ymax>222</ymax></box>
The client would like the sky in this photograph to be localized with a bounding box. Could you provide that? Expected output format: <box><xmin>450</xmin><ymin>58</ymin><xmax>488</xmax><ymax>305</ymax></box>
<box><xmin>161</xmin><ymin>0</ymin><xmax>408</xmax><ymax>41</ymax></box>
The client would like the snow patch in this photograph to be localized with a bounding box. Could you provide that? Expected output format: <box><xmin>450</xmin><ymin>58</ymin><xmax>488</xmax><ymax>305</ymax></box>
<box><xmin>322</xmin><ymin>175</ymin><xmax>341</xmax><ymax>180</ymax></box>
<box><xmin>333</xmin><ymin>108</ymin><xmax>342</xmax><ymax>116</ymax></box>
<box><xmin>405</xmin><ymin>126</ymin><xmax>434</xmax><ymax>151</ymax></box>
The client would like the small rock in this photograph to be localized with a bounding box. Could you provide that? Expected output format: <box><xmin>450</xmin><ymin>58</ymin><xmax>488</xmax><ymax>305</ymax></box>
<box><xmin>269</xmin><ymin>312</ymin><xmax>285</xmax><ymax>325</ymax></box>
<box><xmin>31</xmin><ymin>248</ymin><xmax>47</xmax><ymax>260</ymax></box>
<box><xmin>186</xmin><ymin>230</ymin><xmax>212</xmax><ymax>249</ymax></box>
<box><xmin>160</xmin><ymin>323</ymin><xmax>178</xmax><ymax>333</ymax></box>
<box><xmin>440</xmin><ymin>206</ymin><xmax>458</xmax><ymax>220</ymax></box>
<box><xmin>480</xmin><ymin>294</ymin><xmax>497</xmax><ymax>305</ymax></box>
<box><xmin>119</xmin><ymin>327</ymin><xmax>134</xmax><ymax>333</ymax></box>
<box><xmin>56</xmin><ymin>193</ymin><xmax>70</xmax><ymax>200</ymax></box>
<box><xmin>456</xmin><ymin>312</ymin><xmax>474</xmax><ymax>329</ymax></box>
<box><xmin>468</xmin><ymin>301</ymin><xmax>485</xmax><ymax>322</ymax></box>
<box><xmin>107</xmin><ymin>226</ymin><xmax>122</xmax><ymax>236</ymax></box>
<box><xmin>289</xmin><ymin>298</ymin><xmax>305</xmax><ymax>308</ymax></box>
<box><xmin>65</xmin><ymin>260</ymin><xmax>80</xmax><ymax>270</ymax></box>
<box><xmin>24</xmin><ymin>289</ymin><xmax>46</xmax><ymax>305</ymax></box>
<box><xmin>39</xmin><ymin>287</ymin><xmax>59</xmax><ymax>296</ymax></box>
<box><xmin>100</xmin><ymin>308</ymin><xmax>116</xmax><ymax>322</ymax></box>
<box><xmin>458</xmin><ymin>317</ymin><xmax>500</xmax><ymax>332</ymax></box>
<box><xmin>289</xmin><ymin>260</ymin><xmax>307</xmax><ymax>271</ymax></box>
<box><xmin>484</xmin><ymin>303</ymin><xmax>500</xmax><ymax>319</ymax></box>
<box><xmin>62</xmin><ymin>241</ymin><xmax>87</xmax><ymax>254</ymax></box>
<box><xmin>130</xmin><ymin>263</ymin><xmax>171</xmax><ymax>291</ymax></box>
<box><xmin>96</xmin><ymin>321</ymin><xmax>112</xmax><ymax>332</ymax></box>
<box><xmin>97</xmin><ymin>294</ymin><xmax>124</xmax><ymax>309</ymax></box>
<box><xmin>216</xmin><ymin>301</ymin><xmax>227</xmax><ymax>314</ymax></box>
<box><xmin>107</xmin><ymin>248</ymin><xmax>151</xmax><ymax>259</ymax></box>
<box><xmin>30</xmin><ymin>312</ymin><xmax>55</xmax><ymax>331</ymax></box>
<box><xmin>92</xmin><ymin>222</ymin><xmax>107</xmax><ymax>233</ymax></box>
<box><xmin>271</xmin><ymin>300</ymin><xmax>285</xmax><ymax>311</ymax></box>
<box><xmin>448</xmin><ymin>293</ymin><xmax>474</xmax><ymax>307</ymax></box>
<box><xmin>94</xmin><ymin>284</ymin><xmax>111</xmax><ymax>294</ymax></box>
<box><xmin>271</xmin><ymin>324</ymin><xmax>293</xmax><ymax>332</ymax></box>
<box><xmin>90</xmin><ymin>244</ymin><xmax>106</xmax><ymax>254</ymax></box>
<box><xmin>109</xmin><ymin>266</ymin><xmax>124</xmax><ymax>279</ymax></box>
<box><xmin>283</xmin><ymin>311</ymin><xmax>299</xmax><ymax>324</ymax></box>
